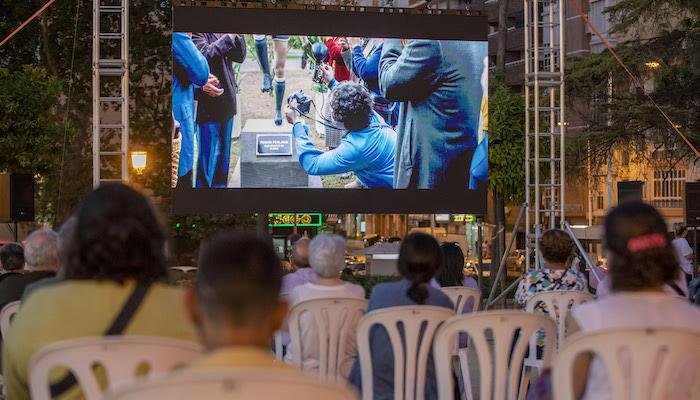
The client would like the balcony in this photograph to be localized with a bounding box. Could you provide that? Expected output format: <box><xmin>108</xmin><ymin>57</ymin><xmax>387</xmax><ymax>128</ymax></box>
<box><xmin>650</xmin><ymin>199</ymin><xmax>683</xmax><ymax>209</ymax></box>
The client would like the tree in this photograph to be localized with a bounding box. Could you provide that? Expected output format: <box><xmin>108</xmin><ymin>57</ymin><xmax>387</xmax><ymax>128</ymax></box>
<box><xmin>489</xmin><ymin>78</ymin><xmax>526</xmax><ymax>205</ymax></box>
<box><xmin>566</xmin><ymin>0</ymin><xmax>700</xmax><ymax>176</ymax></box>
<box><xmin>0</xmin><ymin>66</ymin><xmax>77</xmax><ymax>222</ymax></box>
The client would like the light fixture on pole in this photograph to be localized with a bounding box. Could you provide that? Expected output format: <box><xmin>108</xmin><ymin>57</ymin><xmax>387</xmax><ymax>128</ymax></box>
<box><xmin>131</xmin><ymin>151</ymin><xmax>147</xmax><ymax>175</ymax></box>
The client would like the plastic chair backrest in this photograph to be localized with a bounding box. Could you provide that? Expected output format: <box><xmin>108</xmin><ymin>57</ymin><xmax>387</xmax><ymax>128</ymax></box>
<box><xmin>433</xmin><ymin>310</ymin><xmax>556</xmax><ymax>400</ymax></box>
<box><xmin>552</xmin><ymin>328</ymin><xmax>700</xmax><ymax>400</ymax></box>
<box><xmin>105</xmin><ymin>368</ymin><xmax>359</xmax><ymax>400</ymax></box>
<box><xmin>356</xmin><ymin>305</ymin><xmax>454</xmax><ymax>400</ymax></box>
<box><xmin>29</xmin><ymin>336</ymin><xmax>200</xmax><ymax>400</ymax></box>
<box><xmin>525</xmin><ymin>290</ymin><xmax>594</xmax><ymax>349</ymax></box>
<box><xmin>440</xmin><ymin>287</ymin><xmax>481</xmax><ymax>314</ymax></box>
<box><xmin>273</xmin><ymin>294</ymin><xmax>289</xmax><ymax>361</ymax></box>
<box><xmin>0</xmin><ymin>300</ymin><xmax>21</xmax><ymax>338</ymax></box>
<box><xmin>288</xmin><ymin>297</ymin><xmax>368</xmax><ymax>381</ymax></box>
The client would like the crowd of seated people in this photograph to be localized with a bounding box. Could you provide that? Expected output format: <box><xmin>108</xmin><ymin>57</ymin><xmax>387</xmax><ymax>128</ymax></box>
<box><xmin>0</xmin><ymin>183</ymin><xmax>698</xmax><ymax>400</ymax></box>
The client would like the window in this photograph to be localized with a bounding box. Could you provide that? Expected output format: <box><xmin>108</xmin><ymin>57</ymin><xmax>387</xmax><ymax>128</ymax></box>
<box><xmin>652</xmin><ymin>169</ymin><xmax>686</xmax><ymax>208</ymax></box>
<box><xmin>589</xmin><ymin>0</ymin><xmax>610</xmax><ymax>36</ymax></box>
<box><xmin>620</xmin><ymin>151</ymin><xmax>629</xmax><ymax>167</ymax></box>
<box><xmin>596</xmin><ymin>195</ymin><xmax>605</xmax><ymax>210</ymax></box>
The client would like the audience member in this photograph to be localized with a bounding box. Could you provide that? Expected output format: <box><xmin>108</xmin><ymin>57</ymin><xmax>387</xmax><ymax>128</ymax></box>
<box><xmin>2</xmin><ymin>184</ymin><xmax>196</xmax><ymax>400</ymax></box>
<box><xmin>568</xmin><ymin>202</ymin><xmax>700</xmax><ymax>400</ymax></box>
<box><xmin>280</xmin><ymin>237</ymin><xmax>313</xmax><ymax>297</ymax></box>
<box><xmin>285</xmin><ymin>234</ymin><xmax>365</xmax><ymax>378</ymax></box>
<box><xmin>349</xmin><ymin>232</ymin><xmax>453</xmax><ymax>399</ymax></box>
<box><xmin>21</xmin><ymin>217</ymin><xmax>77</xmax><ymax>301</ymax></box>
<box><xmin>0</xmin><ymin>230</ymin><xmax>59</xmax><ymax>311</ymax></box>
<box><xmin>672</xmin><ymin>225</ymin><xmax>694</xmax><ymax>282</ymax></box>
<box><xmin>0</xmin><ymin>243</ymin><xmax>24</xmax><ymax>283</ymax></box>
<box><xmin>515</xmin><ymin>229</ymin><xmax>587</xmax><ymax>306</ymax></box>
<box><xmin>431</xmin><ymin>242</ymin><xmax>479</xmax><ymax>292</ymax></box>
<box><xmin>184</xmin><ymin>231</ymin><xmax>300</xmax><ymax>374</ymax></box>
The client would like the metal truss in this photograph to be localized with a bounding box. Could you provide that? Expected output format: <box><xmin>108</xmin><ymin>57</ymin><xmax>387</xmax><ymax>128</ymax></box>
<box><xmin>92</xmin><ymin>0</ymin><xmax>129</xmax><ymax>187</ymax></box>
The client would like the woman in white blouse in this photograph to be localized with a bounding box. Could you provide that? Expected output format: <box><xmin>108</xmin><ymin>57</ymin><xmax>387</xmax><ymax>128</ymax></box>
<box><xmin>568</xmin><ymin>202</ymin><xmax>700</xmax><ymax>400</ymax></box>
<box><xmin>285</xmin><ymin>234</ymin><xmax>365</xmax><ymax>378</ymax></box>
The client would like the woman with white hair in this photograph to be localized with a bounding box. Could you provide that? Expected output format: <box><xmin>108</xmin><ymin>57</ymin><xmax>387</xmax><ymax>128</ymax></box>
<box><xmin>285</xmin><ymin>233</ymin><xmax>365</xmax><ymax>378</ymax></box>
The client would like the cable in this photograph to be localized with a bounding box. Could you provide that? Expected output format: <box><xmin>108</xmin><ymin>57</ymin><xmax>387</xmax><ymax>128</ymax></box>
<box><xmin>0</xmin><ymin>0</ymin><xmax>56</xmax><ymax>48</ymax></box>
<box><xmin>570</xmin><ymin>0</ymin><xmax>699</xmax><ymax>158</ymax></box>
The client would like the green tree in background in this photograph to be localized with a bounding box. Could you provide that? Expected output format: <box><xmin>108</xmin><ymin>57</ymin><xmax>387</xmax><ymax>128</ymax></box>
<box><xmin>489</xmin><ymin>77</ymin><xmax>526</xmax><ymax>205</ymax></box>
<box><xmin>566</xmin><ymin>0</ymin><xmax>700</xmax><ymax>172</ymax></box>
<box><xmin>0</xmin><ymin>67</ymin><xmax>76</xmax><ymax>222</ymax></box>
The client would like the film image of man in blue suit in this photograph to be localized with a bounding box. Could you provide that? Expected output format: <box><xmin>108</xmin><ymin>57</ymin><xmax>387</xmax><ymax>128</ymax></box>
<box><xmin>191</xmin><ymin>33</ymin><xmax>247</xmax><ymax>188</ymax></box>
<box><xmin>379</xmin><ymin>39</ymin><xmax>487</xmax><ymax>189</ymax></box>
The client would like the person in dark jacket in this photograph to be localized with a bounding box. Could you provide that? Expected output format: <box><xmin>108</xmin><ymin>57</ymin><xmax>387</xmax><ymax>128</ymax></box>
<box><xmin>0</xmin><ymin>230</ymin><xmax>59</xmax><ymax>311</ymax></box>
<box><xmin>172</xmin><ymin>32</ymin><xmax>210</xmax><ymax>188</ymax></box>
<box><xmin>379</xmin><ymin>39</ymin><xmax>485</xmax><ymax>189</ymax></box>
<box><xmin>349</xmin><ymin>38</ymin><xmax>397</xmax><ymax>126</ymax></box>
<box><xmin>0</xmin><ymin>243</ymin><xmax>24</xmax><ymax>283</ymax></box>
<box><xmin>192</xmin><ymin>33</ymin><xmax>247</xmax><ymax>188</ymax></box>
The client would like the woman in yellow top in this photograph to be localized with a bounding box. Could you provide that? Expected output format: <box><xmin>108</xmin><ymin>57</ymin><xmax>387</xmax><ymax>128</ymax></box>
<box><xmin>2</xmin><ymin>184</ymin><xmax>197</xmax><ymax>400</ymax></box>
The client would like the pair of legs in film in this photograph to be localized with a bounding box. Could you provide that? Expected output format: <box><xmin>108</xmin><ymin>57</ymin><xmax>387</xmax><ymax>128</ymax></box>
<box><xmin>254</xmin><ymin>35</ymin><xmax>289</xmax><ymax>126</ymax></box>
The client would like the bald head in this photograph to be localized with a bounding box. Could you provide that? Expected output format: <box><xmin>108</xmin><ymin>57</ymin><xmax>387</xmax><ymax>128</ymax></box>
<box><xmin>24</xmin><ymin>229</ymin><xmax>60</xmax><ymax>272</ymax></box>
<box><xmin>290</xmin><ymin>237</ymin><xmax>310</xmax><ymax>269</ymax></box>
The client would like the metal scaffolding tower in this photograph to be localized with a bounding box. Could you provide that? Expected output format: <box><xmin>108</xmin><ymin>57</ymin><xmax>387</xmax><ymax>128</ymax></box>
<box><xmin>524</xmin><ymin>0</ymin><xmax>566</xmax><ymax>270</ymax></box>
<box><xmin>92</xmin><ymin>0</ymin><xmax>129</xmax><ymax>187</ymax></box>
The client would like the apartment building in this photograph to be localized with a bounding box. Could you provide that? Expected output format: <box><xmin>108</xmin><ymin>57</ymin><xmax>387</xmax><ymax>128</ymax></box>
<box><xmin>486</xmin><ymin>0</ymin><xmax>699</xmax><ymax>231</ymax></box>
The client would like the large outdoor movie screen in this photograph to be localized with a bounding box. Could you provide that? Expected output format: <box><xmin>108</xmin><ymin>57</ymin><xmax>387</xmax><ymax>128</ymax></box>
<box><xmin>172</xmin><ymin>7</ymin><xmax>488</xmax><ymax>213</ymax></box>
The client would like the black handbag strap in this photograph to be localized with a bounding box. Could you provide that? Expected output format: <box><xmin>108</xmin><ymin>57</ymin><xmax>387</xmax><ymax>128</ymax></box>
<box><xmin>49</xmin><ymin>283</ymin><xmax>151</xmax><ymax>397</ymax></box>
<box><xmin>104</xmin><ymin>283</ymin><xmax>151</xmax><ymax>335</ymax></box>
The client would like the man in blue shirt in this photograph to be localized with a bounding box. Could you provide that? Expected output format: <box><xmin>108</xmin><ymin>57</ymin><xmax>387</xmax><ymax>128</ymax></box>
<box><xmin>172</xmin><ymin>32</ymin><xmax>209</xmax><ymax>188</ymax></box>
<box><xmin>284</xmin><ymin>81</ymin><xmax>396</xmax><ymax>189</ymax></box>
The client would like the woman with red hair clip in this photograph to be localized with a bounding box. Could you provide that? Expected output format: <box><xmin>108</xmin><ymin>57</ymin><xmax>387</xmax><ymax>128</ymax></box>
<box><xmin>566</xmin><ymin>202</ymin><xmax>700</xmax><ymax>400</ymax></box>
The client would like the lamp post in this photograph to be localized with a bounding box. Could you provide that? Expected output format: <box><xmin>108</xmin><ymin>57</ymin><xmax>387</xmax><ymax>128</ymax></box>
<box><xmin>131</xmin><ymin>151</ymin><xmax>147</xmax><ymax>175</ymax></box>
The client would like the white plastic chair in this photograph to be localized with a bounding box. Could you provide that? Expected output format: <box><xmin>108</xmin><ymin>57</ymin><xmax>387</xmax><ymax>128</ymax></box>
<box><xmin>520</xmin><ymin>290</ymin><xmax>594</xmax><ymax>395</ymax></box>
<box><xmin>29</xmin><ymin>336</ymin><xmax>201</xmax><ymax>400</ymax></box>
<box><xmin>433</xmin><ymin>310</ymin><xmax>556</xmax><ymax>400</ymax></box>
<box><xmin>524</xmin><ymin>290</ymin><xmax>594</xmax><ymax>350</ymax></box>
<box><xmin>356</xmin><ymin>305</ymin><xmax>454</xmax><ymax>400</ymax></box>
<box><xmin>439</xmin><ymin>287</ymin><xmax>481</xmax><ymax>400</ymax></box>
<box><xmin>273</xmin><ymin>294</ymin><xmax>289</xmax><ymax>361</ymax></box>
<box><xmin>440</xmin><ymin>287</ymin><xmax>481</xmax><ymax>314</ymax></box>
<box><xmin>552</xmin><ymin>328</ymin><xmax>700</xmax><ymax>400</ymax></box>
<box><xmin>0</xmin><ymin>300</ymin><xmax>21</xmax><ymax>338</ymax></box>
<box><xmin>287</xmin><ymin>297</ymin><xmax>368</xmax><ymax>381</ymax></box>
<box><xmin>105</xmin><ymin>368</ymin><xmax>359</xmax><ymax>400</ymax></box>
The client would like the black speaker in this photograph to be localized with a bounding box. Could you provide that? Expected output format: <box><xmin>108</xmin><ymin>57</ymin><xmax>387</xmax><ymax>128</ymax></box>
<box><xmin>0</xmin><ymin>173</ymin><xmax>35</xmax><ymax>222</ymax></box>
<box><xmin>686</xmin><ymin>182</ymin><xmax>700</xmax><ymax>227</ymax></box>
<box><xmin>617</xmin><ymin>181</ymin><xmax>644</xmax><ymax>204</ymax></box>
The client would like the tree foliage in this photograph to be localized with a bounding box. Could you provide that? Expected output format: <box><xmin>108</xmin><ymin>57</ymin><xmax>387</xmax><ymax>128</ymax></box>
<box><xmin>566</xmin><ymin>0</ymin><xmax>700</xmax><ymax>174</ymax></box>
<box><xmin>488</xmin><ymin>77</ymin><xmax>525</xmax><ymax>205</ymax></box>
<box><xmin>0</xmin><ymin>66</ymin><xmax>76</xmax><ymax>222</ymax></box>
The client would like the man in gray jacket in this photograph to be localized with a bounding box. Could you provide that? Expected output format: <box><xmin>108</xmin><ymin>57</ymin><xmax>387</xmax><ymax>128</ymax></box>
<box><xmin>379</xmin><ymin>39</ymin><xmax>485</xmax><ymax>189</ymax></box>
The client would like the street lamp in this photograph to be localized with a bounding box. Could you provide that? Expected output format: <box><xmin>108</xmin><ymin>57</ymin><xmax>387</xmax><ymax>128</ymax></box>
<box><xmin>131</xmin><ymin>151</ymin><xmax>147</xmax><ymax>175</ymax></box>
<box><xmin>645</xmin><ymin>60</ymin><xmax>661</xmax><ymax>69</ymax></box>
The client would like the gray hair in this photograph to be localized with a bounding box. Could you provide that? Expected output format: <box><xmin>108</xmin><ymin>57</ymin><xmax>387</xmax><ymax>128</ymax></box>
<box><xmin>309</xmin><ymin>234</ymin><xmax>346</xmax><ymax>279</ymax></box>
<box><xmin>24</xmin><ymin>229</ymin><xmax>60</xmax><ymax>272</ymax></box>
